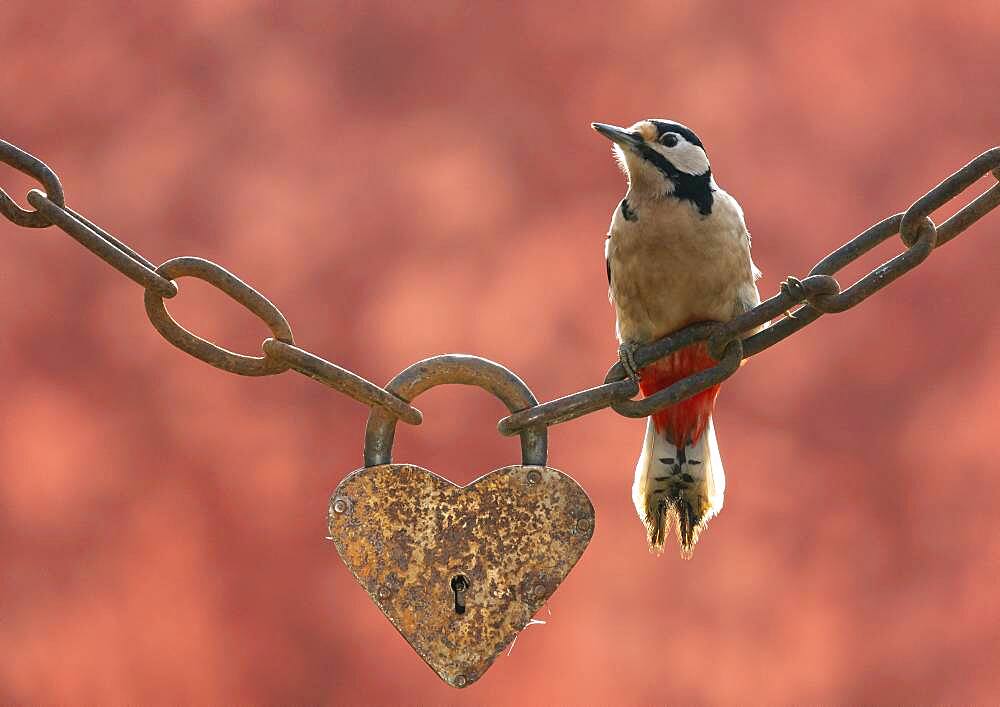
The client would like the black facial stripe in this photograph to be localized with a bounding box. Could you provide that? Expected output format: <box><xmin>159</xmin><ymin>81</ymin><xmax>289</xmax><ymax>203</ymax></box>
<box><xmin>635</xmin><ymin>144</ymin><xmax>714</xmax><ymax>215</ymax></box>
<box><xmin>619</xmin><ymin>197</ymin><xmax>637</xmax><ymax>222</ymax></box>
<box><xmin>648</xmin><ymin>120</ymin><xmax>704</xmax><ymax>149</ymax></box>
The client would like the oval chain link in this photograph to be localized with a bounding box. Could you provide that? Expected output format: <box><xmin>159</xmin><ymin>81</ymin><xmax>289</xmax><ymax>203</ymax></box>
<box><xmin>144</xmin><ymin>257</ymin><xmax>294</xmax><ymax>376</ymax></box>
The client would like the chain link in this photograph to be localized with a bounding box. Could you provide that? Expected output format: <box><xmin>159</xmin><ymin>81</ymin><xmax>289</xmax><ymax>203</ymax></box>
<box><xmin>144</xmin><ymin>256</ymin><xmax>294</xmax><ymax>376</ymax></box>
<box><xmin>1</xmin><ymin>139</ymin><xmax>997</xmax><ymax>441</ymax></box>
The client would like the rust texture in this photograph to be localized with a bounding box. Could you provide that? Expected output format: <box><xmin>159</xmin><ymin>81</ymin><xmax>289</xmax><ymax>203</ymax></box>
<box><xmin>335</xmin><ymin>354</ymin><xmax>592</xmax><ymax>687</ymax></box>
<box><xmin>143</xmin><ymin>256</ymin><xmax>294</xmax><ymax>376</ymax></box>
<box><xmin>328</xmin><ymin>463</ymin><xmax>594</xmax><ymax>688</ymax></box>
<box><xmin>363</xmin><ymin>354</ymin><xmax>546</xmax><ymax>468</ymax></box>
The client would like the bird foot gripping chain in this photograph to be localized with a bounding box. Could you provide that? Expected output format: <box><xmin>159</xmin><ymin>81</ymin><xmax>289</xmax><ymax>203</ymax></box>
<box><xmin>618</xmin><ymin>342</ymin><xmax>643</xmax><ymax>383</ymax></box>
<box><xmin>780</xmin><ymin>275</ymin><xmax>807</xmax><ymax>300</ymax></box>
<box><xmin>779</xmin><ymin>276</ymin><xmax>807</xmax><ymax>317</ymax></box>
<box><xmin>777</xmin><ymin>274</ymin><xmax>846</xmax><ymax>317</ymax></box>
<box><xmin>1</xmin><ymin>134</ymin><xmax>999</xmax><ymax>688</ymax></box>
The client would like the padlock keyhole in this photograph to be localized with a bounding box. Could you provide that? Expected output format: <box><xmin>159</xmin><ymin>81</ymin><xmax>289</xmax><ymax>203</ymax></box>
<box><xmin>451</xmin><ymin>574</ymin><xmax>470</xmax><ymax>615</ymax></box>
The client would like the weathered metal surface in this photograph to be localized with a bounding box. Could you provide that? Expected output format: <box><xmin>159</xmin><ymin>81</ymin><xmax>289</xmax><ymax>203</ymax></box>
<box><xmin>329</xmin><ymin>462</ymin><xmax>594</xmax><ymax>688</ymax></box>
<box><xmin>144</xmin><ymin>256</ymin><xmax>294</xmax><ymax>376</ymax></box>
<box><xmin>336</xmin><ymin>354</ymin><xmax>592</xmax><ymax>687</ymax></box>
<box><xmin>497</xmin><ymin>376</ymin><xmax>638</xmax><ymax>436</ymax></box>
<box><xmin>262</xmin><ymin>338</ymin><xmax>423</xmax><ymax>425</ymax></box>
<box><xmin>364</xmin><ymin>354</ymin><xmax>546</xmax><ymax>468</ymax></box>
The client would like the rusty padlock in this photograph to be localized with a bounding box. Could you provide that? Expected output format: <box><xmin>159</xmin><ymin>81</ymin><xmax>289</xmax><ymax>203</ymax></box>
<box><xmin>328</xmin><ymin>354</ymin><xmax>595</xmax><ymax>688</ymax></box>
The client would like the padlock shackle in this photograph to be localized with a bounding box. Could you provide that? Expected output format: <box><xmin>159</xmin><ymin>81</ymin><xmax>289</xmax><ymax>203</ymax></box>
<box><xmin>364</xmin><ymin>354</ymin><xmax>547</xmax><ymax>467</ymax></box>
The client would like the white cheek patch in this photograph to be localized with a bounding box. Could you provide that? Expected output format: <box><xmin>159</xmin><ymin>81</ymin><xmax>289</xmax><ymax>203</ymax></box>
<box><xmin>656</xmin><ymin>140</ymin><xmax>710</xmax><ymax>176</ymax></box>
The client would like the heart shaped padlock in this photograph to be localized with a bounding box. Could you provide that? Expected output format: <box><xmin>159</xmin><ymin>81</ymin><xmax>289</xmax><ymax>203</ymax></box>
<box><xmin>328</xmin><ymin>355</ymin><xmax>594</xmax><ymax>688</ymax></box>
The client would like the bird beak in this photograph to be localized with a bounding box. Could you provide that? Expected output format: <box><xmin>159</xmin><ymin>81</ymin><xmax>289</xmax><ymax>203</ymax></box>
<box><xmin>592</xmin><ymin>122</ymin><xmax>642</xmax><ymax>147</ymax></box>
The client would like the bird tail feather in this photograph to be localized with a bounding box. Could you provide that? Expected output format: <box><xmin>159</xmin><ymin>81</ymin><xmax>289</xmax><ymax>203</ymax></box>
<box><xmin>632</xmin><ymin>415</ymin><xmax>725</xmax><ymax>558</ymax></box>
<box><xmin>630</xmin><ymin>342</ymin><xmax>726</xmax><ymax>558</ymax></box>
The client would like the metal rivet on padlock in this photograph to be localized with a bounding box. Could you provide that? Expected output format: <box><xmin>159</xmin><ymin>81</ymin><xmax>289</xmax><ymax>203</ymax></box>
<box><xmin>331</xmin><ymin>497</ymin><xmax>351</xmax><ymax>515</ymax></box>
<box><xmin>327</xmin><ymin>354</ymin><xmax>595</xmax><ymax>689</ymax></box>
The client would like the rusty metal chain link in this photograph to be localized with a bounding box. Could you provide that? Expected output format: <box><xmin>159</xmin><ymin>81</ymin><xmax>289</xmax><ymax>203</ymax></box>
<box><xmin>1</xmin><ymin>138</ymin><xmax>998</xmax><ymax>440</ymax></box>
<box><xmin>0</xmin><ymin>138</ymin><xmax>423</xmax><ymax>426</ymax></box>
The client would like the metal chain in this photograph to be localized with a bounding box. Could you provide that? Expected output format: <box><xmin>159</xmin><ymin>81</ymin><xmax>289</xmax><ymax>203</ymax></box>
<box><xmin>499</xmin><ymin>147</ymin><xmax>1000</xmax><ymax>434</ymax></box>
<box><xmin>2</xmin><ymin>137</ymin><xmax>998</xmax><ymax>439</ymax></box>
<box><xmin>0</xmin><ymin>138</ymin><xmax>423</xmax><ymax>427</ymax></box>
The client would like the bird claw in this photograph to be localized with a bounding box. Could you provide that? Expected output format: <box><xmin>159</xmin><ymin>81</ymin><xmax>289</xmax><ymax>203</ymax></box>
<box><xmin>780</xmin><ymin>275</ymin><xmax>807</xmax><ymax>300</ymax></box>
<box><xmin>779</xmin><ymin>275</ymin><xmax>807</xmax><ymax>318</ymax></box>
<box><xmin>619</xmin><ymin>342</ymin><xmax>642</xmax><ymax>384</ymax></box>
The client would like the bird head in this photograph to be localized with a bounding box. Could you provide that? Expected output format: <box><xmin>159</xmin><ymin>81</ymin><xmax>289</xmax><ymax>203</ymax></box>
<box><xmin>592</xmin><ymin>119</ymin><xmax>714</xmax><ymax>214</ymax></box>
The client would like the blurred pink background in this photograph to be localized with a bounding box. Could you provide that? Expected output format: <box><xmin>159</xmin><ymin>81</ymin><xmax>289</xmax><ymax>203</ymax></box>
<box><xmin>2</xmin><ymin>1</ymin><xmax>999</xmax><ymax>703</ymax></box>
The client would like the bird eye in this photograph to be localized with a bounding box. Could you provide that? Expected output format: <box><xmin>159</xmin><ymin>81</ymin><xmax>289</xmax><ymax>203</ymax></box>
<box><xmin>660</xmin><ymin>133</ymin><xmax>679</xmax><ymax>147</ymax></box>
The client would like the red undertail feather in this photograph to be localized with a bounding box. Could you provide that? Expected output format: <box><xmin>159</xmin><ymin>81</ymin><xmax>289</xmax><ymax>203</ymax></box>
<box><xmin>638</xmin><ymin>342</ymin><xmax>721</xmax><ymax>447</ymax></box>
